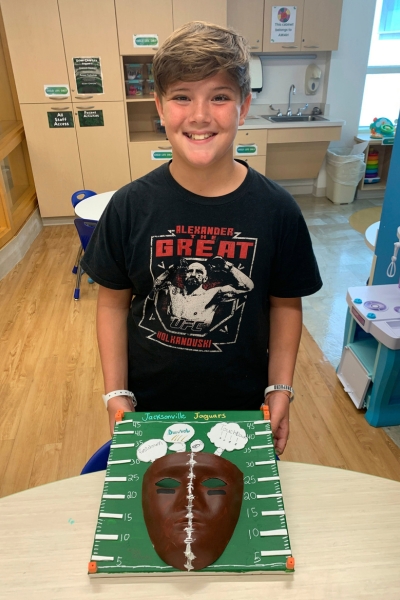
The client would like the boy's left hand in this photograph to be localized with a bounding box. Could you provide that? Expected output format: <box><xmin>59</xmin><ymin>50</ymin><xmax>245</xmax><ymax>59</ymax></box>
<box><xmin>265</xmin><ymin>392</ymin><xmax>290</xmax><ymax>455</ymax></box>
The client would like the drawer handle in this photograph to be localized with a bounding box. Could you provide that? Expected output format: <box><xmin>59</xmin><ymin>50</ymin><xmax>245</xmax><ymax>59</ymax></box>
<box><xmin>238</xmin><ymin>142</ymin><xmax>256</xmax><ymax>146</ymax></box>
<box><xmin>250</xmin><ymin>45</ymin><xmax>260</xmax><ymax>49</ymax></box>
<box><xmin>51</xmin><ymin>106</ymin><xmax>69</xmax><ymax>110</ymax></box>
<box><xmin>303</xmin><ymin>45</ymin><xmax>320</xmax><ymax>48</ymax></box>
<box><xmin>282</xmin><ymin>45</ymin><xmax>298</xmax><ymax>48</ymax></box>
<box><xmin>158</xmin><ymin>145</ymin><xmax>172</xmax><ymax>149</ymax></box>
<box><xmin>48</xmin><ymin>96</ymin><xmax>69</xmax><ymax>100</ymax></box>
<box><xmin>75</xmin><ymin>95</ymin><xmax>93</xmax><ymax>99</ymax></box>
<box><xmin>76</xmin><ymin>106</ymin><xmax>95</xmax><ymax>109</ymax></box>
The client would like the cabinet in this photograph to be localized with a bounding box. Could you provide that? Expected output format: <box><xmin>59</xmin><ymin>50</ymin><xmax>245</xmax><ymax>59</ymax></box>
<box><xmin>2</xmin><ymin>0</ymin><xmax>130</xmax><ymax>217</ymax></box>
<box><xmin>301</xmin><ymin>0</ymin><xmax>343</xmax><ymax>52</ymax></box>
<box><xmin>355</xmin><ymin>134</ymin><xmax>393</xmax><ymax>194</ymax></box>
<box><xmin>73</xmin><ymin>101</ymin><xmax>130</xmax><ymax>194</ymax></box>
<box><xmin>263</xmin><ymin>0</ymin><xmax>305</xmax><ymax>52</ymax></box>
<box><xmin>234</xmin><ymin>129</ymin><xmax>267</xmax><ymax>175</ymax></box>
<box><xmin>263</xmin><ymin>0</ymin><xmax>342</xmax><ymax>52</ymax></box>
<box><xmin>227</xmin><ymin>0</ymin><xmax>265</xmax><ymax>51</ymax></box>
<box><xmin>1</xmin><ymin>0</ymin><xmax>69</xmax><ymax>104</ymax></box>
<box><xmin>266</xmin><ymin>126</ymin><xmax>341</xmax><ymax>180</ymax></box>
<box><xmin>58</xmin><ymin>0</ymin><xmax>123</xmax><ymax>102</ymax></box>
<box><xmin>116</xmin><ymin>0</ymin><xmax>228</xmax><ymax>56</ymax></box>
<box><xmin>115</xmin><ymin>0</ymin><xmax>174</xmax><ymax>56</ymax></box>
<box><xmin>20</xmin><ymin>103</ymin><xmax>83</xmax><ymax>217</ymax></box>
<box><xmin>172</xmin><ymin>0</ymin><xmax>227</xmax><ymax>30</ymax></box>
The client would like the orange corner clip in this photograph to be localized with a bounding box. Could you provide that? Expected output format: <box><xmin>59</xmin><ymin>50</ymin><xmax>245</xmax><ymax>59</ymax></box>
<box><xmin>286</xmin><ymin>556</ymin><xmax>295</xmax><ymax>570</ymax></box>
<box><xmin>115</xmin><ymin>409</ymin><xmax>124</xmax><ymax>422</ymax></box>
<box><xmin>260</xmin><ymin>404</ymin><xmax>270</xmax><ymax>420</ymax></box>
<box><xmin>88</xmin><ymin>561</ymin><xmax>97</xmax><ymax>574</ymax></box>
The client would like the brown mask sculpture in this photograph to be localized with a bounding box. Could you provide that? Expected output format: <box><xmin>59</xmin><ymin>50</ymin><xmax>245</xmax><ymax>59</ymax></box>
<box><xmin>142</xmin><ymin>451</ymin><xmax>243</xmax><ymax>571</ymax></box>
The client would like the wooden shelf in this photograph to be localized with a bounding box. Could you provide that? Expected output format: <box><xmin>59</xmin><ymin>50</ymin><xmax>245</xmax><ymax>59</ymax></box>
<box><xmin>126</xmin><ymin>95</ymin><xmax>155</xmax><ymax>103</ymax></box>
<box><xmin>129</xmin><ymin>131</ymin><xmax>169</xmax><ymax>143</ymax></box>
<box><xmin>355</xmin><ymin>133</ymin><xmax>393</xmax><ymax>193</ymax></box>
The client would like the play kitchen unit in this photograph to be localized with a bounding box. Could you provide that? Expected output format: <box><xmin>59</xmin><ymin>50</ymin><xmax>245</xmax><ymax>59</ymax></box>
<box><xmin>1</xmin><ymin>0</ymin><xmax>344</xmax><ymax>218</ymax></box>
<box><xmin>338</xmin><ymin>225</ymin><xmax>400</xmax><ymax>428</ymax></box>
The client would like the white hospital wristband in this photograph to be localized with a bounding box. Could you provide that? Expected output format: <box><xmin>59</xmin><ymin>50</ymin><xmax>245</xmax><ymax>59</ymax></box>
<box><xmin>264</xmin><ymin>384</ymin><xmax>295</xmax><ymax>403</ymax></box>
<box><xmin>102</xmin><ymin>390</ymin><xmax>137</xmax><ymax>408</ymax></box>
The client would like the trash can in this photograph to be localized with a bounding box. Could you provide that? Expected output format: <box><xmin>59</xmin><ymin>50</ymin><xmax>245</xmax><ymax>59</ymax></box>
<box><xmin>325</xmin><ymin>148</ymin><xmax>366</xmax><ymax>204</ymax></box>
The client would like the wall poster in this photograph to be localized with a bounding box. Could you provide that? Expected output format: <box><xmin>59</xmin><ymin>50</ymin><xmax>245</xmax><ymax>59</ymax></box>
<box><xmin>270</xmin><ymin>6</ymin><xmax>297</xmax><ymax>44</ymax></box>
<box><xmin>78</xmin><ymin>110</ymin><xmax>104</xmax><ymax>127</ymax></box>
<box><xmin>47</xmin><ymin>111</ymin><xmax>74</xmax><ymax>128</ymax></box>
<box><xmin>73</xmin><ymin>57</ymin><xmax>104</xmax><ymax>94</ymax></box>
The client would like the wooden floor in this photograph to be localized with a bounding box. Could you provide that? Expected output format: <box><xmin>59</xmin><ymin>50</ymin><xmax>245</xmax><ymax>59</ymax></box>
<box><xmin>0</xmin><ymin>225</ymin><xmax>399</xmax><ymax>498</ymax></box>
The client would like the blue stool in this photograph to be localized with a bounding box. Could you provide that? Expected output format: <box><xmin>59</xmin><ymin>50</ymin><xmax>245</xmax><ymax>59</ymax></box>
<box><xmin>73</xmin><ymin>218</ymin><xmax>97</xmax><ymax>300</ymax></box>
<box><xmin>81</xmin><ymin>440</ymin><xmax>111</xmax><ymax>474</ymax></box>
<box><xmin>71</xmin><ymin>189</ymin><xmax>96</xmax><ymax>275</ymax></box>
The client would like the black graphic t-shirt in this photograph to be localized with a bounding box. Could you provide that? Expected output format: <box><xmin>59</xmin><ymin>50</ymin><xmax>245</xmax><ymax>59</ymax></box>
<box><xmin>81</xmin><ymin>161</ymin><xmax>322</xmax><ymax>412</ymax></box>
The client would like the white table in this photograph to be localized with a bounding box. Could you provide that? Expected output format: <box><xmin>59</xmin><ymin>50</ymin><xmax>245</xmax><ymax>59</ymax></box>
<box><xmin>1</xmin><ymin>462</ymin><xmax>400</xmax><ymax>599</ymax></box>
<box><xmin>365</xmin><ymin>220</ymin><xmax>380</xmax><ymax>251</ymax></box>
<box><xmin>74</xmin><ymin>190</ymin><xmax>116</xmax><ymax>221</ymax></box>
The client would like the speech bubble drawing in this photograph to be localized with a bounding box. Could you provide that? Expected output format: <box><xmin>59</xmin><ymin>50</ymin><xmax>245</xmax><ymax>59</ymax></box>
<box><xmin>168</xmin><ymin>442</ymin><xmax>186</xmax><ymax>452</ymax></box>
<box><xmin>163</xmin><ymin>423</ymin><xmax>195</xmax><ymax>444</ymax></box>
<box><xmin>137</xmin><ymin>439</ymin><xmax>168</xmax><ymax>463</ymax></box>
<box><xmin>190</xmin><ymin>439</ymin><xmax>204</xmax><ymax>452</ymax></box>
<box><xmin>207</xmin><ymin>423</ymin><xmax>248</xmax><ymax>456</ymax></box>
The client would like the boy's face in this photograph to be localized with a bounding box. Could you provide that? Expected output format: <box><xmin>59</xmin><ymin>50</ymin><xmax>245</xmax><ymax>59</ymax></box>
<box><xmin>155</xmin><ymin>72</ymin><xmax>251</xmax><ymax>173</ymax></box>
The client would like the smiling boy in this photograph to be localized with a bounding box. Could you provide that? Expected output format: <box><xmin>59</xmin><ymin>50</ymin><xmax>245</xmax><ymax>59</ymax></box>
<box><xmin>81</xmin><ymin>21</ymin><xmax>322</xmax><ymax>455</ymax></box>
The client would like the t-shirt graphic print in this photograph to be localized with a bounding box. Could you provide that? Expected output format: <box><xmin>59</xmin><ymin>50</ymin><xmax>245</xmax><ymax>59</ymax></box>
<box><xmin>139</xmin><ymin>224</ymin><xmax>256</xmax><ymax>352</ymax></box>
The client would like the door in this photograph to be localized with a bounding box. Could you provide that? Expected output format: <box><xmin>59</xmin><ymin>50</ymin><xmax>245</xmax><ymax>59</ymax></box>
<box><xmin>73</xmin><ymin>101</ymin><xmax>131</xmax><ymax>192</ymax></box>
<box><xmin>58</xmin><ymin>0</ymin><xmax>124</xmax><ymax>102</ymax></box>
<box><xmin>227</xmin><ymin>0</ymin><xmax>264</xmax><ymax>51</ymax></box>
<box><xmin>172</xmin><ymin>0</ymin><xmax>227</xmax><ymax>29</ymax></box>
<box><xmin>1</xmin><ymin>0</ymin><xmax>70</xmax><ymax>104</ymax></box>
<box><xmin>301</xmin><ymin>0</ymin><xmax>343</xmax><ymax>51</ymax></box>
<box><xmin>20</xmin><ymin>103</ymin><xmax>83</xmax><ymax>217</ymax></box>
<box><xmin>263</xmin><ymin>0</ymin><xmax>305</xmax><ymax>52</ymax></box>
<box><xmin>115</xmin><ymin>0</ymin><xmax>174</xmax><ymax>55</ymax></box>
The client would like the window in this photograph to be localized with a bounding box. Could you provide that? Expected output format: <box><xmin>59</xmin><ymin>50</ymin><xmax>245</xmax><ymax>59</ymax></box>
<box><xmin>359</xmin><ymin>0</ymin><xmax>400</xmax><ymax>127</ymax></box>
<box><xmin>379</xmin><ymin>0</ymin><xmax>400</xmax><ymax>40</ymax></box>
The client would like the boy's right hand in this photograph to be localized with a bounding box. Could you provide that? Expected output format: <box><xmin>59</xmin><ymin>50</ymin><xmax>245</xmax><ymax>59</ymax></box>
<box><xmin>107</xmin><ymin>396</ymin><xmax>136</xmax><ymax>435</ymax></box>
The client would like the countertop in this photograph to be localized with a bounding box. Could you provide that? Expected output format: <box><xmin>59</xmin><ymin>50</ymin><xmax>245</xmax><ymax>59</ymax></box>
<box><xmin>239</xmin><ymin>115</ymin><xmax>345</xmax><ymax>130</ymax></box>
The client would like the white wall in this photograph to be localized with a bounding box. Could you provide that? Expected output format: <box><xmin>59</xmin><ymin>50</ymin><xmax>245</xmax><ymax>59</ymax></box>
<box><xmin>325</xmin><ymin>0</ymin><xmax>376</xmax><ymax>148</ymax></box>
<box><xmin>251</xmin><ymin>53</ymin><xmax>328</xmax><ymax>115</ymax></box>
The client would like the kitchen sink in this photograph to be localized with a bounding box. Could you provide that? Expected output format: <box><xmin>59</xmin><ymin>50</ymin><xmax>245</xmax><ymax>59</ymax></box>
<box><xmin>262</xmin><ymin>115</ymin><xmax>329</xmax><ymax>123</ymax></box>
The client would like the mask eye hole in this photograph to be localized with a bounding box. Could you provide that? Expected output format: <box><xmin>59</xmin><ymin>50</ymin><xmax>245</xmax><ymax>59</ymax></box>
<box><xmin>201</xmin><ymin>478</ymin><xmax>227</xmax><ymax>488</ymax></box>
<box><xmin>202</xmin><ymin>478</ymin><xmax>227</xmax><ymax>494</ymax></box>
<box><xmin>156</xmin><ymin>478</ymin><xmax>181</xmax><ymax>494</ymax></box>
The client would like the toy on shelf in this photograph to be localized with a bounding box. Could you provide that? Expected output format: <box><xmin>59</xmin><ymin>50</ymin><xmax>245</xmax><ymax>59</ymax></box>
<box><xmin>364</xmin><ymin>147</ymin><xmax>380</xmax><ymax>184</ymax></box>
<box><xmin>369</xmin><ymin>117</ymin><xmax>395</xmax><ymax>141</ymax></box>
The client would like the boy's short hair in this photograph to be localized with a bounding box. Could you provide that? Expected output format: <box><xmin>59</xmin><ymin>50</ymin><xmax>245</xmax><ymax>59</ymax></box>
<box><xmin>153</xmin><ymin>21</ymin><xmax>251</xmax><ymax>103</ymax></box>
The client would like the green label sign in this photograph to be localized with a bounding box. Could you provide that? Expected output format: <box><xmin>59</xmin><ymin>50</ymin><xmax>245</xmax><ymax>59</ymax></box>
<box><xmin>382</xmin><ymin>137</ymin><xmax>394</xmax><ymax>145</ymax></box>
<box><xmin>73</xmin><ymin>57</ymin><xmax>104</xmax><ymax>94</ymax></box>
<box><xmin>78</xmin><ymin>110</ymin><xmax>104</xmax><ymax>127</ymax></box>
<box><xmin>47</xmin><ymin>111</ymin><xmax>74</xmax><ymax>128</ymax></box>
<box><xmin>236</xmin><ymin>145</ymin><xmax>257</xmax><ymax>155</ymax></box>
<box><xmin>44</xmin><ymin>85</ymin><xmax>69</xmax><ymax>97</ymax></box>
<box><xmin>134</xmin><ymin>34</ymin><xmax>159</xmax><ymax>47</ymax></box>
<box><xmin>151</xmin><ymin>150</ymin><xmax>172</xmax><ymax>160</ymax></box>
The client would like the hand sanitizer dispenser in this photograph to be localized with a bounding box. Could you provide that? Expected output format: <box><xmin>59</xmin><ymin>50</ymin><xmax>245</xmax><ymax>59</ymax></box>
<box><xmin>305</xmin><ymin>64</ymin><xmax>321</xmax><ymax>95</ymax></box>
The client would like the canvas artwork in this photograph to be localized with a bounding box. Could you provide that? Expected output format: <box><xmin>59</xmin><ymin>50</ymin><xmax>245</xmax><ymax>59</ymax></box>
<box><xmin>88</xmin><ymin>410</ymin><xmax>295</xmax><ymax>577</ymax></box>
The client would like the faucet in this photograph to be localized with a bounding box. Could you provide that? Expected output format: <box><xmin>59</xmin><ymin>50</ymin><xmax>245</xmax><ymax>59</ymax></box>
<box><xmin>269</xmin><ymin>104</ymin><xmax>282</xmax><ymax>116</ymax></box>
<box><xmin>296</xmin><ymin>103</ymin><xmax>309</xmax><ymax>116</ymax></box>
<box><xmin>286</xmin><ymin>84</ymin><xmax>296</xmax><ymax>116</ymax></box>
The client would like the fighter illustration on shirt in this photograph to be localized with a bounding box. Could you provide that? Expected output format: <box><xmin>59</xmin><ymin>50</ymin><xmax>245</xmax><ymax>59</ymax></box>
<box><xmin>153</xmin><ymin>256</ymin><xmax>254</xmax><ymax>335</ymax></box>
